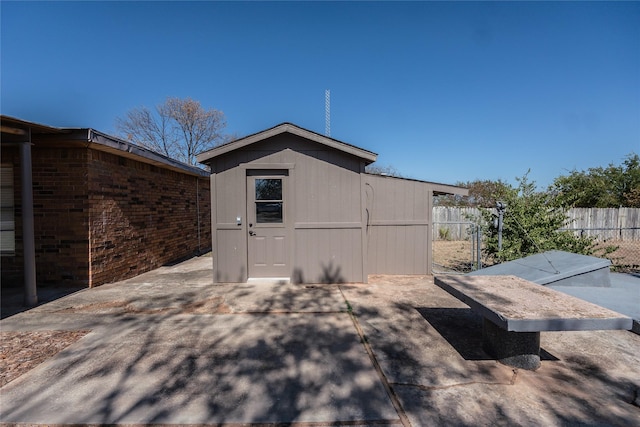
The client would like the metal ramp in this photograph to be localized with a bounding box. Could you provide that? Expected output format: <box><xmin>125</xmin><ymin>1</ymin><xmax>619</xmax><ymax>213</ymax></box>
<box><xmin>466</xmin><ymin>250</ymin><xmax>612</xmax><ymax>287</ymax></box>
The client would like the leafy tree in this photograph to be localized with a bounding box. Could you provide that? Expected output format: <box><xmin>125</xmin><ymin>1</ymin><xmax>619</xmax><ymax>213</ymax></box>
<box><xmin>549</xmin><ymin>153</ymin><xmax>640</xmax><ymax>208</ymax></box>
<box><xmin>478</xmin><ymin>172</ymin><xmax>595</xmax><ymax>262</ymax></box>
<box><xmin>435</xmin><ymin>179</ymin><xmax>511</xmax><ymax>207</ymax></box>
<box><xmin>116</xmin><ymin>97</ymin><xmax>227</xmax><ymax>166</ymax></box>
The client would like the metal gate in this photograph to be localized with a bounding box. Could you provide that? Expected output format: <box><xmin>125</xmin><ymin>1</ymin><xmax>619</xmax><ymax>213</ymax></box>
<box><xmin>432</xmin><ymin>221</ymin><xmax>484</xmax><ymax>274</ymax></box>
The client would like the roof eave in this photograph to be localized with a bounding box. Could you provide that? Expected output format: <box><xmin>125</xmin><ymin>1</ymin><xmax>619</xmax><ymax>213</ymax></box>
<box><xmin>88</xmin><ymin>130</ymin><xmax>209</xmax><ymax>177</ymax></box>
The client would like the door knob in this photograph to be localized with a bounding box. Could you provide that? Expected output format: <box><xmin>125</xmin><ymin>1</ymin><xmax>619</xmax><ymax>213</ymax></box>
<box><xmin>249</xmin><ymin>231</ymin><xmax>256</xmax><ymax>236</ymax></box>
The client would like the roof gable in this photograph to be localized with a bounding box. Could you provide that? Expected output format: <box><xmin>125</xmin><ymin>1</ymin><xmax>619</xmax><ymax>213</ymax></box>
<box><xmin>196</xmin><ymin>122</ymin><xmax>378</xmax><ymax>165</ymax></box>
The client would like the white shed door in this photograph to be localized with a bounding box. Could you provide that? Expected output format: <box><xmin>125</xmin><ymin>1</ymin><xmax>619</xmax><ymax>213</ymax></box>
<box><xmin>247</xmin><ymin>173</ymin><xmax>289</xmax><ymax>279</ymax></box>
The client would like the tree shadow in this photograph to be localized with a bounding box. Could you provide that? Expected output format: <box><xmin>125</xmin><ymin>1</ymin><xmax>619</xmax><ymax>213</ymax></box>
<box><xmin>0</xmin><ymin>275</ymin><xmax>400</xmax><ymax>425</ymax></box>
<box><xmin>292</xmin><ymin>261</ymin><xmax>345</xmax><ymax>285</ymax></box>
<box><xmin>2</xmin><ymin>268</ymin><xmax>639</xmax><ymax>426</ymax></box>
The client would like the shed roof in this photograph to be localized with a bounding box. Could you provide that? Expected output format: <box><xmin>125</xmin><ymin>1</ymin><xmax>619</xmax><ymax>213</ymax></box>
<box><xmin>365</xmin><ymin>172</ymin><xmax>469</xmax><ymax>196</ymax></box>
<box><xmin>196</xmin><ymin>122</ymin><xmax>378</xmax><ymax>165</ymax></box>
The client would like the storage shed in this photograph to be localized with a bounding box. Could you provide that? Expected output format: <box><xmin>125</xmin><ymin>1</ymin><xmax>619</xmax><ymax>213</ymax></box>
<box><xmin>197</xmin><ymin>123</ymin><xmax>467</xmax><ymax>283</ymax></box>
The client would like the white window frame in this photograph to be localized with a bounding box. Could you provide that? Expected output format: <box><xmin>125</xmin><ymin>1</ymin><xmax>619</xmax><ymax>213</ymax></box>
<box><xmin>1</xmin><ymin>164</ymin><xmax>15</xmax><ymax>256</ymax></box>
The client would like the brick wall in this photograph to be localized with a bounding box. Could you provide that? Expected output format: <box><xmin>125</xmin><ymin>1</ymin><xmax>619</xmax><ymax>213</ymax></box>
<box><xmin>87</xmin><ymin>150</ymin><xmax>211</xmax><ymax>286</ymax></box>
<box><xmin>1</xmin><ymin>147</ymin><xmax>91</xmax><ymax>287</ymax></box>
<box><xmin>1</xmin><ymin>144</ymin><xmax>212</xmax><ymax>289</ymax></box>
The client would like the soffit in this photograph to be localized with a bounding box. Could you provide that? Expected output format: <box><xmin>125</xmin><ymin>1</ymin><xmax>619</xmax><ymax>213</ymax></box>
<box><xmin>1</xmin><ymin>115</ymin><xmax>70</xmax><ymax>143</ymax></box>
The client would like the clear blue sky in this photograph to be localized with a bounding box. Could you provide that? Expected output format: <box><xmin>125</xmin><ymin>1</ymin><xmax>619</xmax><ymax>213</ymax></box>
<box><xmin>2</xmin><ymin>1</ymin><xmax>639</xmax><ymax>189</ymax></box>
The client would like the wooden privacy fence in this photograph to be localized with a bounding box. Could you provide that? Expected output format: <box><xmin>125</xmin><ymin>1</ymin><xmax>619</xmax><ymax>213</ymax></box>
<box><xmin>433</xmin><ymin>207</ymin><xmax>640</xmax><ymax>241</ymax></box>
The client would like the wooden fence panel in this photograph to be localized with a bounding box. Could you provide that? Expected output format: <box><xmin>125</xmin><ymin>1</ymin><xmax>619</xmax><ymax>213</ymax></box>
<box><xmin>432</xmin><ymin>207</ymin><xmax>478</xmax><ymax>240</ymax></box>
<box><xmin>433</xmin><ymin>207</ymin><xmax>640</xmax><ymax>241</ymax></box>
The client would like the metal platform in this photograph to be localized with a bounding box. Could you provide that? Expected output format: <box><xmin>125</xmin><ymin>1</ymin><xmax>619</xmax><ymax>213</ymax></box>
<box><xmin>467</xmin><ymin>250</ymin><xmax>611</xmax><ymax>287</ymax></box>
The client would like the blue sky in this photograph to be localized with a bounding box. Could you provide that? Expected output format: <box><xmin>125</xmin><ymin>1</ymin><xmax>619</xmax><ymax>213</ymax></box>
<box><xmin>2</xmin><ymin>1</ymin><xmax>639</xmax><ymax>189</ymax></box>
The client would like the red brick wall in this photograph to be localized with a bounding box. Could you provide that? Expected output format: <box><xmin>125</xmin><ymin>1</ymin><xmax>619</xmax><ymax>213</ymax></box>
<box><xmin>2</xmin><ymin>144</ymin><xmax>211</xmax><ymax>289</ymax></box>
<box><xmin>1</xmin><ymin>147</ymin><xmax>91</xmax><ymax>287</ymax></box>
<box><xmin>87</xmin><ymin>150</ymin><xmax>211</xmax><ymax>286</ymax></box>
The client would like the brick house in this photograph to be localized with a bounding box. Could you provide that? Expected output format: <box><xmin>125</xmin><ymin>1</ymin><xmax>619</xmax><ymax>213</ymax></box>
<box><xmin>1</xmin><ymin>116</ymin><xmax>211</xmax><ymax>299</ymax></box>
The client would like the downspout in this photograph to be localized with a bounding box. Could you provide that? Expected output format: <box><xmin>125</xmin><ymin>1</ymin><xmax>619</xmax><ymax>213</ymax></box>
<box><xmin>21</xmin><ymin>128</ymin><xmax>37</xmax><ymax>306</ymax></box>
<box><xmin>85</xmin><ymin>131</ymin><xmax>92</xmax><ymax>287</ymax></box>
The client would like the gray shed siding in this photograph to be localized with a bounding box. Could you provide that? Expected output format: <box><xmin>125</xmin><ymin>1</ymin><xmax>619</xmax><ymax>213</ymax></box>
<box><xmin>199</xmin><ymin>123</ymin><xmax>468</xmax><ymax>284</ymax></box>
<box><xmin>364</xmin><ymin>174</ymin><xmax>433</xmax><ymax>275</ymax></box>
<box><xmin>209</xmin><ymin>134</ymin><xmax>367</xmax><ymax>283</ymax></box>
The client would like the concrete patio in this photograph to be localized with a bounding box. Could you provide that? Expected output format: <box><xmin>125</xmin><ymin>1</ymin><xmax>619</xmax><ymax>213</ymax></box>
<box><xmin>1</xmin><ymin>255</ymin><xmax>639</xmax><ymax>426</ymax></box>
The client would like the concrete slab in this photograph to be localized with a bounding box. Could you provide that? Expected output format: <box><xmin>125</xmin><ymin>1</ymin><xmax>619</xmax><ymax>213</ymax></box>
<box><xmin>341</xmin><ymin>279</ymin><xmax>515</xmax><ymax>388</ymax></box>
<box><xmin>464</xmin><ymin>250</ymin><xmax>640</xmax><ymax>335</ymax></box>
<box><xmin>0</xmin><ymin>313</ymin><xmax>397</xmax><ymax>424</ymax></box>
<box><xmin>467</xmin><ymin>250</ymin><xmax>612</xmax><ymax>287</ymax></box>
<box><xmin>342</xmin><ymin>276</ymin><xmax>640</xmax><ymax>426</ymax></box>
<box><xmin>2</xmin><ymin>261</ymin><xmax>640</xmax><ymax>426</ymax></box>
<box><xmin>1</xmin><ymin>259</ymin><xmax>398</xmax><ymax>425</ymax></box>
<box><xmin>434</xmin><ymin>275</ymin><xmax>632</xmax><ymax>332</ymax></box>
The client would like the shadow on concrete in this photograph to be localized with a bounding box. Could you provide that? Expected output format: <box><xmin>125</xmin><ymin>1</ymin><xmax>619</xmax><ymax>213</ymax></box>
<box><xmin>1</xmin><ymin>286</ymin><xmax>84</xmax><ymax>319</ymax></box>
<box><xmin>0</xmin><ymin>278</ymin><xmax>400</xmax><ymax>424</ymax></box>
<box><xmin>416</xmin><ymin>307</ymin><xmax>559</xmax><ymax>362</ymax></box>
<box><xmin>2</xmin><ymin>263</ymin><xmax>639</xmax><ymax>426</ymax></box>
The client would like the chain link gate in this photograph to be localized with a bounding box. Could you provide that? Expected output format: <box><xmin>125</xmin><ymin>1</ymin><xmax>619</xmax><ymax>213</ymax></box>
<box><xmin>432</xmin><ymin>221</ymin><xmax>484</xmax><ymax>274</ymax></box>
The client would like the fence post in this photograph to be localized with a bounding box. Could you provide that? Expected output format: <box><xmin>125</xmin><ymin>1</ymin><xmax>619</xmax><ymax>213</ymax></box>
<box><xmin>476</xmin><ymin>226</ymin><xmax>482</xmax><ymax>270</ymax></box>
<box><xmin>496</xmin><ymin>201</ymin><xmax>506</xmax><ymax>251</ymax></box>
<box><xmin>471</xmin><ymin>224</ymin><xmax>476</xmax><ymax>270</ymax></box>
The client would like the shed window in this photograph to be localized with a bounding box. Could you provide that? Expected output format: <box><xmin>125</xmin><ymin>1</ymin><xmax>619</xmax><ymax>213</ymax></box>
<box><xmin>1</xmin><ymin>165</ymin><xmax>15</xmax><ymax>255</ymax></box>
<box><xmin>255</xmin><ymin>178</ymin><xmax>283</xmax><ymax>223</ymax></box>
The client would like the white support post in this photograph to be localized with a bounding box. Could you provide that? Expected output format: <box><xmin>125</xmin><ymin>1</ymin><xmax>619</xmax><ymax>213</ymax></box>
<box><xmin>20</xmin><ymin>134</ymin><xmax>37</xmax><ymax>306</ymax></box>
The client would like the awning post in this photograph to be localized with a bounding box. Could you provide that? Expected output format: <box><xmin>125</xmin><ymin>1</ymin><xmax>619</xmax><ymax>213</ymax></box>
<box><xmin>20</xmin><ymin>134</ymin><xmax>37</xmax><ymax>306</ymax></box>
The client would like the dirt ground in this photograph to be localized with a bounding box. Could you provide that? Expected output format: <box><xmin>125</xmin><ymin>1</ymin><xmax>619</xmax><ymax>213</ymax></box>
<box><xmin>0</xmin><ymin>330</ymin><xmax>89</xmax><ymax>387</ymax></box>
<box><xmin>433</xmin><ymin>240</ymin><xmax>639</xmax><ymax>273</ymax></box>
<box><xmin>0</xmin><ymin>295</ymin><xmax>238</xmax><ymax>388</ymax></box>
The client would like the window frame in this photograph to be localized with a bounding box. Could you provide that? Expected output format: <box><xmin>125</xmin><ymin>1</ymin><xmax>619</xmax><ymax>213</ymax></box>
<box><xmin>1</xmin><ymin>164</ymin><xmax>16</xmax><ymax>256</ymax></box>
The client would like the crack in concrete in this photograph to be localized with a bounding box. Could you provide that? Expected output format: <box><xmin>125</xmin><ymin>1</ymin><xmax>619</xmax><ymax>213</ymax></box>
<box><xmin>338</xmin><ymin>286</ymin><xmax>412</xmax><ymax>427</ymax></box>
<box><xmin>390</xmin><ymin>369</ymin><xmax>519</xmax><ymax>391</ymax></box>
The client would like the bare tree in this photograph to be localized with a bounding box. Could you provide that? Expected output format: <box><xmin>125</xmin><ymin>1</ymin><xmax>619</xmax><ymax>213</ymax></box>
<box><xmin>116</xmin><ymin>97</ymin><xmax>227</xmax><ymax>166</ymax></box>
<box><xmin>365</xmin><ymin>164</ymin><xmax>403</xmax><ymax>177</ymax></box>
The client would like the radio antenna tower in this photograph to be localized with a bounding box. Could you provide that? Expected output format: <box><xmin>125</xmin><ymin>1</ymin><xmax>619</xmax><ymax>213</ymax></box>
<box><xmin>325</xmin><ymin>89</ymin><xmax>331</xmax><ymax>137</ymax></box>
